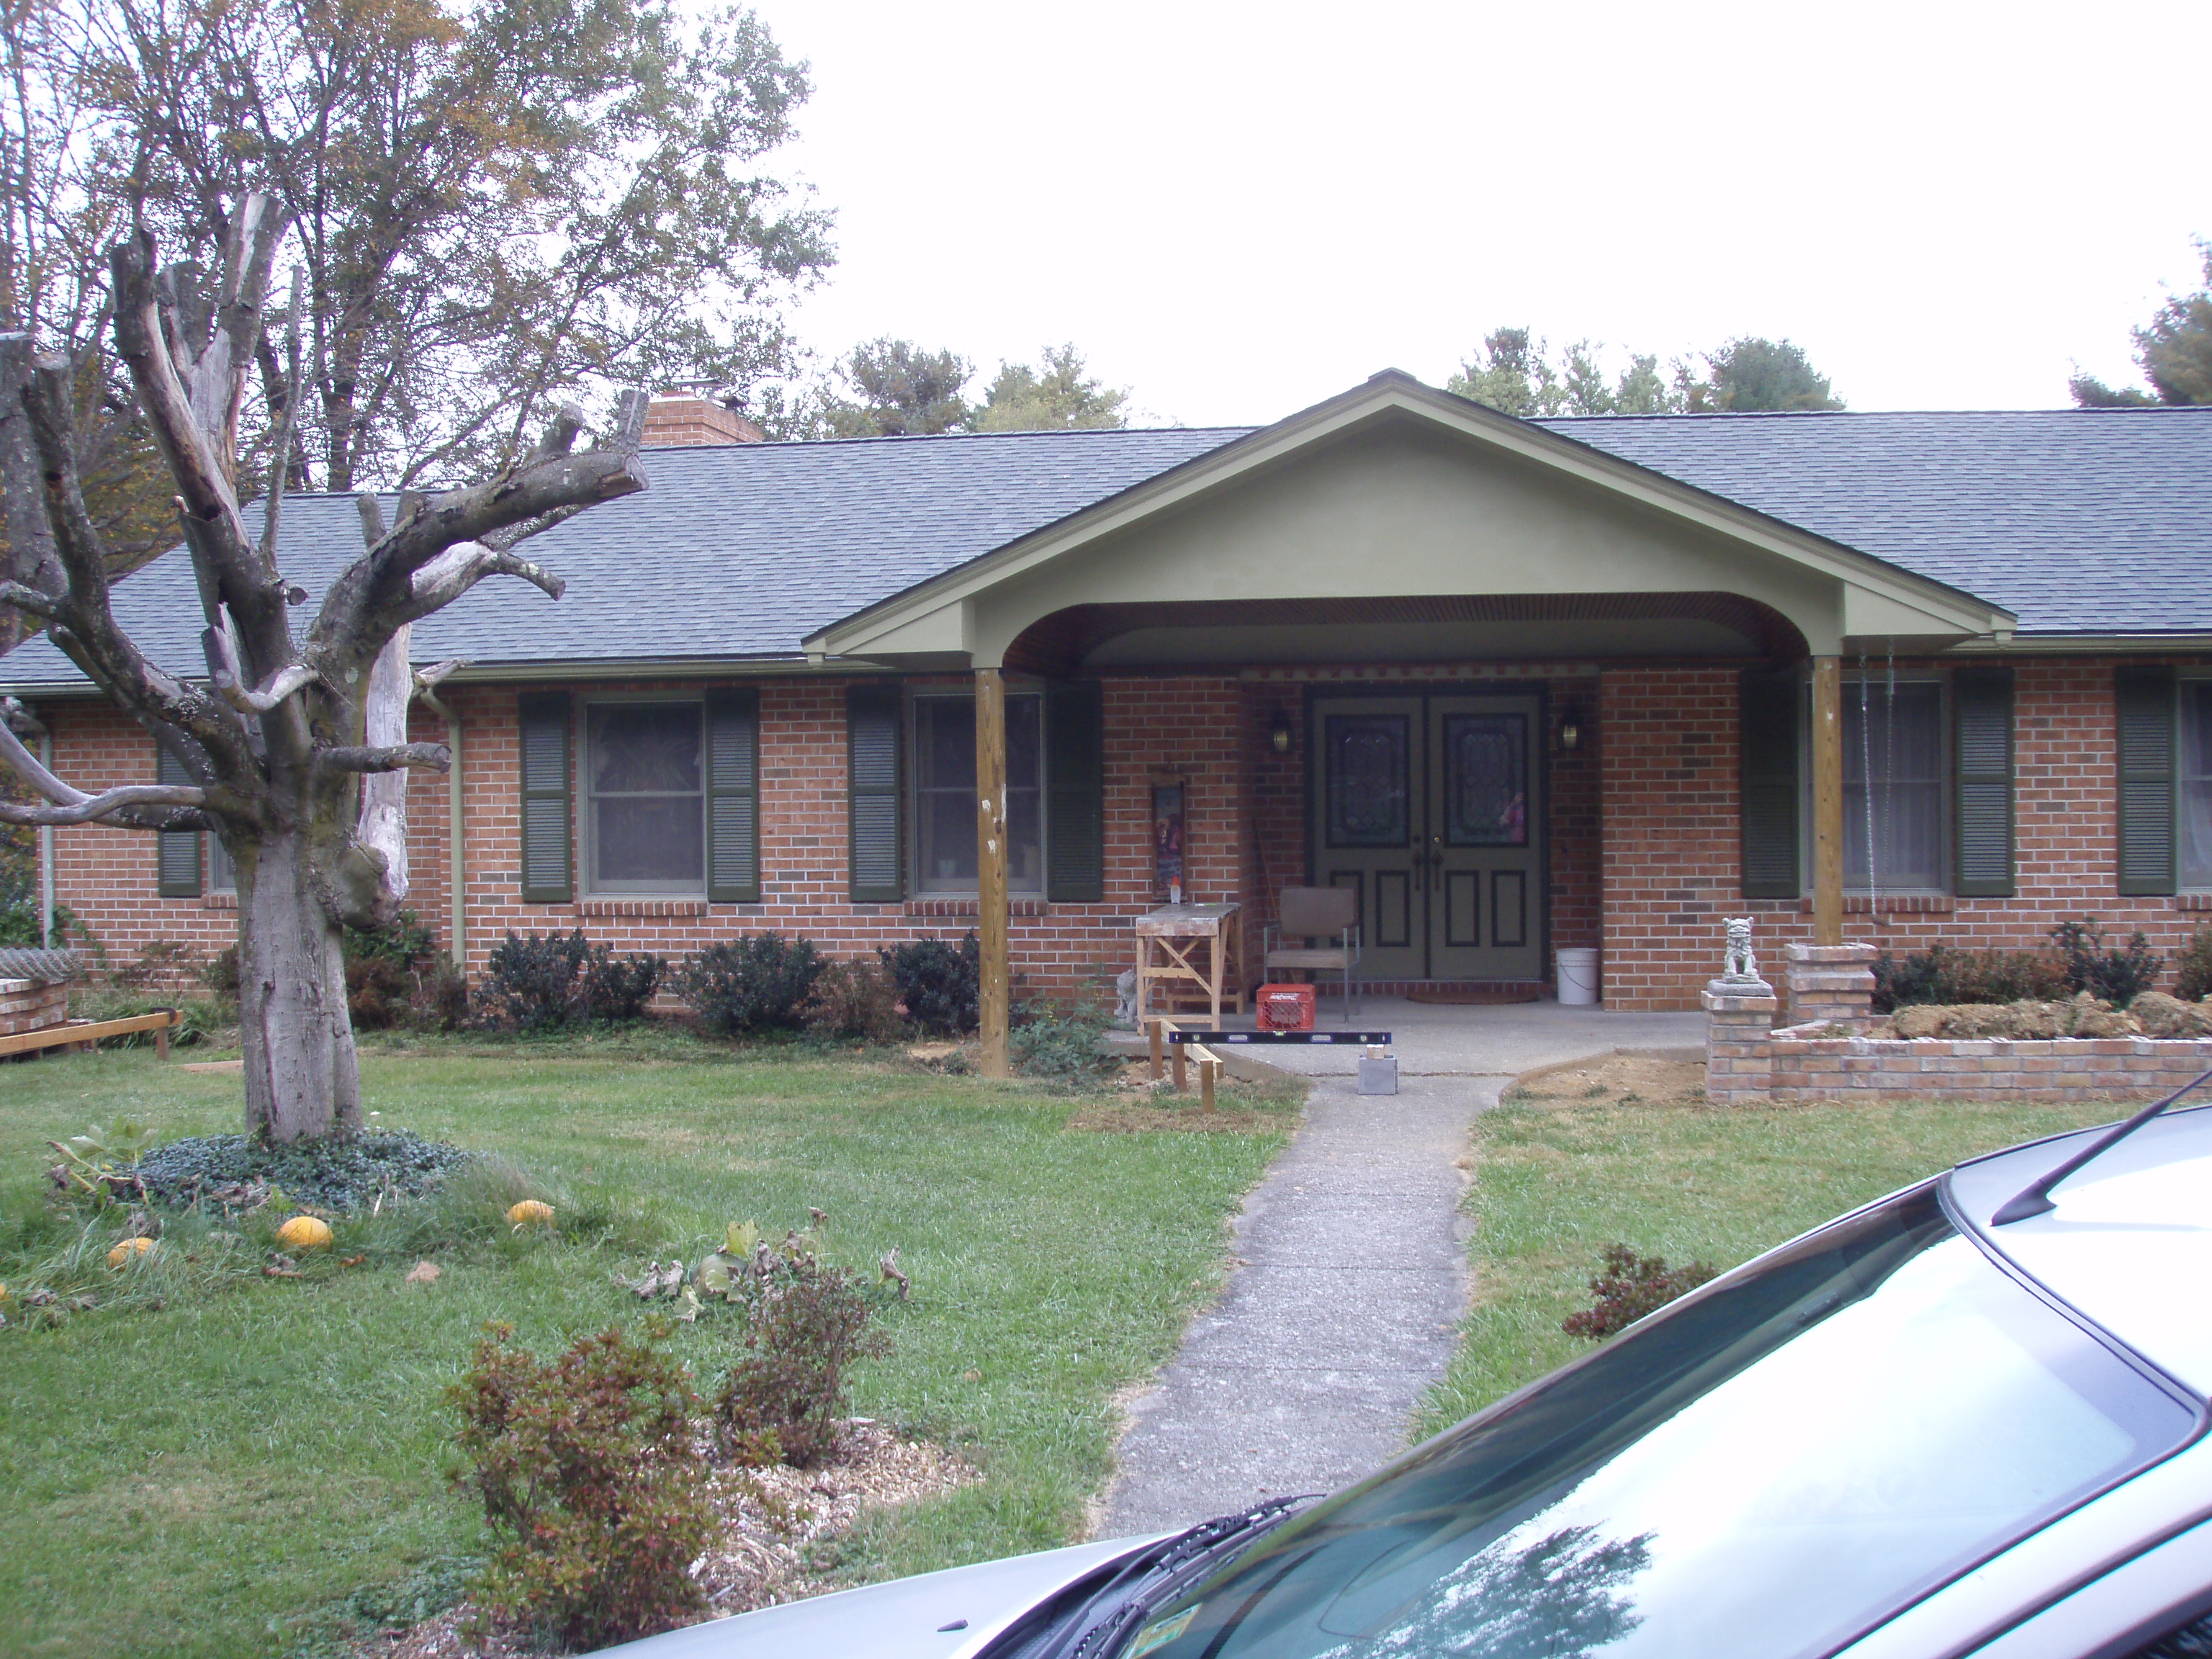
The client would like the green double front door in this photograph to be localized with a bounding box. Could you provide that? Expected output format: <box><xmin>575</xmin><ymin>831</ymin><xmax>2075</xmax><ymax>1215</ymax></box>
<box><xmin>1309</xmin><ymin>691</ymin><xmax>1544</xmax><ymax>981</ymax></box>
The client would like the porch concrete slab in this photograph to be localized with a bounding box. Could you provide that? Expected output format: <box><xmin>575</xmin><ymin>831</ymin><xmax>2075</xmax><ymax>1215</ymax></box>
<box><xmin>1115</xmin><ymin>995</ymin><xmax>1705</xmax><ymax>1078</ymax></box>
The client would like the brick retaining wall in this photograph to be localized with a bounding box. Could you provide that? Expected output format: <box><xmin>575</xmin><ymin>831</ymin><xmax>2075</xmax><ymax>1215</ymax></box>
<box><xmin>1704</xmin><ymin>940</ymin><xmax>2212</xmax><ymax>1105</ymax></box>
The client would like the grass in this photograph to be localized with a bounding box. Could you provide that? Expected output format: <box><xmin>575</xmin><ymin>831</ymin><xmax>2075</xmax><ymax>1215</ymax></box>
<box><xmin>1412</xmin><ymin>1092</ymin><xmax>2130</xmax><ymax>1441</ymax></box>
<box><xmin>0</xmin><ymin>1031</ymin><xmax>1300</xmax><ymax>1659</ymax></box>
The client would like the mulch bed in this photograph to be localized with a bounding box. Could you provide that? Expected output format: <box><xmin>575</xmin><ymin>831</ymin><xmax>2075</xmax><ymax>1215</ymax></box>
<box><xmin>365</xmin><ymin>1422</ymin><xmax>976</xmax><ymax>1657</ymax></box>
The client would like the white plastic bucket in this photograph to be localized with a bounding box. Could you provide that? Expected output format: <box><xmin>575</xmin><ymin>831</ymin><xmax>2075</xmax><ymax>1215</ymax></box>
<box><xmin>1555</xmin><ymin>948</ymin><xmax>1600</xmax><ymax>1006</ymax></box>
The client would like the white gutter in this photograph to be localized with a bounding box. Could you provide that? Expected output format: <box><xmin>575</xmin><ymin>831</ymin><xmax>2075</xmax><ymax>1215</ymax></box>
<box><xmin>37</xmin><ymin>724</ymin><xmax>53</xmax><ymax>948</ymax></box>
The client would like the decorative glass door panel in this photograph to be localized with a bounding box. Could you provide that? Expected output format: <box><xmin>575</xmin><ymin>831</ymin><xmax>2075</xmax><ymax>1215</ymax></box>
<box><xmin>1310</xmin><ymin>693</ymin><xmax>1545</xmax><ymax>983</ymax></box>
<box><xmin>1313</xmin><ymin>699</ymin><xmax>1424</xmax><ymax>979</ymax></box>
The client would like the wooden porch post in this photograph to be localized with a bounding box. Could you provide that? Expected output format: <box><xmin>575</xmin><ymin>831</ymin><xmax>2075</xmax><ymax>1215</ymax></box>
<box><xmin>976</xmin><ymin>668</ymin><xmax>1011</xmax><ymax>1078</ymax></box>
<box><xmin>1811</xmin><ymin>654</ymin><xmax>1844</xmax><ymax>945</ymax></box>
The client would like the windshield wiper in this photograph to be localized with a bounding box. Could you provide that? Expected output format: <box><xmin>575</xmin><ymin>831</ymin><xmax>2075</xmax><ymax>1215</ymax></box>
<box><xmin>1992</xmin><ymin>1065</ymin><xmax>2212</xmax><ymax>1224</ymax></box>
<box><xmin>1046</xmin><ymin>1496</ymin><xmax>1309</xmax><ymax>1659</ymax></box>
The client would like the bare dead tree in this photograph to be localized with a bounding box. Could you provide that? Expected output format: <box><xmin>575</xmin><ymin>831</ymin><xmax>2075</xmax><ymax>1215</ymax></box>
<box><xmin>0</xmin><ymin>194</ymin><xmax>647</xmax><ymax>1140</ymax></box>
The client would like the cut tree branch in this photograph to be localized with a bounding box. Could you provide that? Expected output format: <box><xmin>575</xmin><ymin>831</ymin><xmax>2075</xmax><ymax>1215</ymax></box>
<box><xmin>318</xmin><ymin>743</ymin><xmax>451</xmax><ymax>775</ymax></box>
<box><xmin>0</xmin><ymin>703</ymin><xmax>209</xmax><ymax>827</ymax></box>
<box><xmin>0</xmin><ymin>785</ymin><xmax>208</xmax><ymax>826</ymax></box>
<box><xmin>401</xmin><ymin>542</ymin><xmax>565</xmax><ymax>621</ymax></box>
<box><xmin>0</xmin><ymin>580</ymin><xmax>60</xmax><ymax>618</ymax></box>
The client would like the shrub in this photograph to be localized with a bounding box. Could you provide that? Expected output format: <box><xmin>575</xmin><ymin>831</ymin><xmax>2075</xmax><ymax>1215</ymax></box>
<box><xmin>2050</xmin><ymin>917</ymin><xmax>2162</xmax><ymax>1006</ymax></box>
<box><xmin>675</xmin><ymin>932</ymin><xmax>824</xmax><ymax>1035</ymax></box>
<box><xmin>344</xmin><ymin>909</ymin><xmax>437</xmax><ymax>971</ymax></box>
<box><xmin>201</xmin><ymin>943</ymin><xmax>240</xmax><ymax>994</ymax></box>
<box><xmin>449</xmin><ymin>1326</ymin><xmax>709</xmax><ymax>1650</ymax></box>
<box><xmin>713</xmin><ymin>1238</ymin><xmax>894</xmax><ymax>1467</ymax></box>
<box><xmin>1562</xmin><ymin>1244</ymin><xmax>1716</xmax><ymax>1341</ymax></box>
<box><xmin>1870</xmin><ymin>943</ymin><xmax>2069</xmax><ymax>1012</ymax></box>
<box><xmin>409</xmin><ymin>958</ymin><xmax>472</xmax><ymax>1032</ymax></box>
<box><xmin>113</xmin><ymin>938</ymin><xmax>197</xmax><ymax>992</ymax></box>
<box><xmin>800</xmin><ymin>958</ymin><xmax>904</xmax><ymax>1041</ymax></box>
<box><xmin>1010</xmin><ymin>999</ymin><xmax>1118</xmax><ymax>1082</ymax></box>
<box><xmin>347</xmin><ymin>955</ymin><xmax>415</xmax><ymax>1029</ymax></box>
<box><xmin>584</xmin><ymin>948</ymin><xmax>667</xmax><ymax>1023</ymax></box>
<box><xmin>880</xmin><ymin>932</ymin><xmax>979</xmax><ymax>1035</ymax></box>
<box><xmin>2175</xmin><ymin>926</ymin><xmax>2212</xmax><ymax>1002</ymax></box>
<box><xmin>480</xmin><ymin>929</ymin><xmax>591</xmax><ymax>1031</ymax></box>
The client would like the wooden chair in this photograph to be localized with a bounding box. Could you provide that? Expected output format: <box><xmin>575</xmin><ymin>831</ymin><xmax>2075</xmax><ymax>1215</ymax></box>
<box><xmin>1262</xmin><ymin>886</ymin><xmax>1362</xmax><ymax>1019</ymax></box>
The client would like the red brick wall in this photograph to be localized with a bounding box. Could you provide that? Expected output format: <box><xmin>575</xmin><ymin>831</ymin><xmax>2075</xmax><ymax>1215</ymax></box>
<box><xmin>41</xmin><ymin>699</ymin><xmax>451</xmax><ymax>984</ymax></box>
<box><xmin>46</xmin><ymin>657</ymin><xmax>2203</xmax><ymax>1016</ymax></box>
<box><xmin>1601</xmin><ymin>659</ymin><xmax>2212</xmax><ymax>1011</ymax></box>
<box><xmin>1599</xmin><ymin>667</ymin><xmax>1743</xmax><ymax>1009</ymax></box>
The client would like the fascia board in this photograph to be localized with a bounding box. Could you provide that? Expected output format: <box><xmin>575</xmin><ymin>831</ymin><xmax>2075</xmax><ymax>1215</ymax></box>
<box><xmin>807</xmin><ymin>377</ymin><xmax>2013</xmax><ymax>657</ymax></box>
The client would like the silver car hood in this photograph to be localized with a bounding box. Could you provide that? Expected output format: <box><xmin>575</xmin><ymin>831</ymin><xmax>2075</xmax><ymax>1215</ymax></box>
<box><xmin>593</xmin><ymin>1534</ymin><xmax>1166</xmax><ymax>1658</ymax></box>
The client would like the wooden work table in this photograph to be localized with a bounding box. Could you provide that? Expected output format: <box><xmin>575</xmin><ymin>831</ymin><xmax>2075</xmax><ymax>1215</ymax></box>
<box><xmin>1133</xmin><ymin>902</ymin><xmax>1244</xmax><ymax>1026</ymax></box>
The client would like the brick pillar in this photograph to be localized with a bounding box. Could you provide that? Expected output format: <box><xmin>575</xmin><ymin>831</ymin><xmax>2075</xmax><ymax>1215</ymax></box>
<box><xmin>1784</xmin><ymin>942</ymin><xmax>1876</xmax><ymax>1030</ymax></box>
<box><xmin>1703</xmin><ymin>978</ymin><xmax>1777</xmax><ymax>1105</ymax></box>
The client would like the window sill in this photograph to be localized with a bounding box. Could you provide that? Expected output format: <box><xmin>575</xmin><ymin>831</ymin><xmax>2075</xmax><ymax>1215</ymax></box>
<box><xmin>578</xmin><ymin>897</ymin><xmax>709</xmax><ymax>917</ymax></box>
<box><xmin>203</xmin><ymin>892</ymin><xmax>238</xmax><ymax>911</ymax></box>
<box><xmin>1794</xmin><ymin>894</ymin><xmax>1956</xmax><ymax>915</ymax></box>
<box><xmin>2175</xmin><ymin>893</ymin><xmax>2212</xmax><ymax>912</ymax></box>
<box><xmin>905</xmin><ymin>896</ymin><xmax>1051</xmax><ymax>919</ymax></box>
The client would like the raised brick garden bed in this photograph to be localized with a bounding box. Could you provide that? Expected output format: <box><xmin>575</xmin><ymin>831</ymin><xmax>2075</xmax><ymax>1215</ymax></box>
<box><xmin>1704</xmin><ymin>940</ymin><xmax>2212</xmax><ymax>1105</ymax></box>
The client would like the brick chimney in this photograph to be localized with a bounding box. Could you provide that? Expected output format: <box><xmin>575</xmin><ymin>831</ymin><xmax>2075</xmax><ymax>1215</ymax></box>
<box><xmin>640</xmin><ymin>392</ymin><xmax>766</xmax><ymax>447</ymax></box>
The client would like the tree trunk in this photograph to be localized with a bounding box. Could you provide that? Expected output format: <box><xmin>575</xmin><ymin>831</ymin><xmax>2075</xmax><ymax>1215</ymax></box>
<box><xmin>235</xmin><ymin>825</ymin><xmax>362</xmax><ymax>1141</ymax></box>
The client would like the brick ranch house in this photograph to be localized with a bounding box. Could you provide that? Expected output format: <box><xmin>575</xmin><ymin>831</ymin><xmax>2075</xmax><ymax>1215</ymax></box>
<box><xmin>5</xmin><ymin>371</ymin><xmax>2211</xmax><ymax>1024</ymax></box>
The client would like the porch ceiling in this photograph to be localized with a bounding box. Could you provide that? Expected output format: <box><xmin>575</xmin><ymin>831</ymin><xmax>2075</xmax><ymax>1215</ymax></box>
<box><xmin>1002</xmin><ymin>591</ymin><xmax>1807</xmax><ymax>674</ymax></box>
<box><xmin>806</xmin><ymin>373</ymin><xmax>2015</xmax><ymax>671</ymax></box>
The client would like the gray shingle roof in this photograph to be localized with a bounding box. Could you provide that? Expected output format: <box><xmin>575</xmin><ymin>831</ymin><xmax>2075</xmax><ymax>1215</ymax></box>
<box><xmin>3</xmin><ymin>403</ymin><xmax>2207</xmax><ymax>693</ymax></box>
<box><xmin>1531</xmin><ymin>406</ymin><xmax>2212</xmax><ymax>635</ymax></box>
<box><xmin>0</xmin><ymin>426</ymin><xmax>1248</xmax><ymax>689</ymax></box>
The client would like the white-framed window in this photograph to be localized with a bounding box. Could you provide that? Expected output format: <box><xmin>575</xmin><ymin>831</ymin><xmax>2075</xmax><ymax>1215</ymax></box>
<box><xmin>583</xmin><ymin>699</ymin><xmax>705</xmax><ymax>894</ymax></box>
<box><xmin>208</xmin><ymin>834</ymin><xmax>235</xmax><ymax>894</ymax></box>
<box><xmin>2178</xmin><ymin>680</ymin><xmax>2212</xmax><ymax>891</ymax></box>
<box><xmin>1842</xmin><ymin>679</ymin><xmax>1946</xmax><ymax>892</ymax></box>
<box><xmin>909</xmin><ymin>691</ymin><xmax>1044</xmax><ymax>893</ymax></box>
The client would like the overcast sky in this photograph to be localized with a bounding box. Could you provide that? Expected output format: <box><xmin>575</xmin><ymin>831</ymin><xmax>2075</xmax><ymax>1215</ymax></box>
<box><xmin>739</xmin><ymin>0</ymin><xmax>2210</xmax><ymax>427</ymax></box>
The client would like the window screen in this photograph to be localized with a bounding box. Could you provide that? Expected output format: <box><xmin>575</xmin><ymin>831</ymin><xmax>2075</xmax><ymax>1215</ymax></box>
<box><xmin>912</xmin><ymin>695</ymin><xmax>1043</xmax><ymax>893</ymax></box>
<box><xmin>587</xmin><ymin>703</ymin><xmax>703</xmax><ymax>891</ymax></box>
<box><xmin>1844</xmin><ymin>683</ymin><xmax>1943</xmax><ymax>891</ymax></box>
<box><xmin>207</xmin><ymin>834</ymin><xmax>235</xmax><ymax>894</ymax></box>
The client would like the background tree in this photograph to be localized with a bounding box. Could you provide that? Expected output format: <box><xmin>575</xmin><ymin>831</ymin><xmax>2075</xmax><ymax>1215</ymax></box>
<box><xmin>0</xmin><ymin>0</ymin><xmax>175</xmax><ymax>651</ymax></box>
<box><xmin>1691</xmin><ymin>336</ymin><xmax>1844</xmax><ymax>412</ymax></box>
<box><xmin>0</xmin><ymin>200</ymin><xmax>650</xmax><ymax>1141</ymax></box>
<box><xmin>819</xmin><ymin>338</ymin><xmax>972</xmax><ymax>436</ymax></box>
<box><xmin>1449</xmin><ymin>329</ymin><xmax>1843</xmax><ymax>416</ymax></box>
<box><xmin>2072</xmin><ymin>241</ymin><xmax>2212</xmax><ymax>407</ymax></box>
<box><xmin>972</xmin><ymin>343</ymin><xmax>1128</xmax><ymax>431</ymax></box>
<box><xmin>70</xmin><ymin>0</ymin><xmax>832</xmax><ymax>493</ymax></box>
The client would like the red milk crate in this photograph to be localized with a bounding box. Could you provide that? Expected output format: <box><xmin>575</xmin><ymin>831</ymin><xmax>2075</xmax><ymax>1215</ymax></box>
<box><xmin>1256</xmin><ymin>983</ymin><xmax>1316</xmax><ymax>1032</ymax></box>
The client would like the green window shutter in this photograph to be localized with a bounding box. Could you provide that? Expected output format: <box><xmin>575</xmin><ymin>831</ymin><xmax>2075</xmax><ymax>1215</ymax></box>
<box><xmin>847</xmin><ymin>683</ymin><xmax>903</xmax><ymax>903</ymax></box>
<box><xmin>155</xmin><ymin>745</ymin><xmax>202</xmax><ymax>898</ymax></box>
<box><xmin>705</xmin><ymin>688</ymin><xmax>760</xmax><ymax>903</ymax></box>
<box><xmin>1953</xmin><ymin>667</ymin><xmax>2015</xmax><ymax>897</ymax></box>
<box><xmin>1045</xmin><ymin>680</ymin><xmax>1105</xmax><ymax>903</ymax></box>
<box><xmin>517</xmin><ymin>693</ymin><xmax>573</xmax><ymax>903</ymax></box>
<box><xmin>1739</xmin><ymin>670</ymin><xmax>1800</xmax><ymax>899</ymax></box>
<box><xmin>2116</xmin><ymin>665</ymin><xmax>2177</xmax><ymax>896</ymax></box>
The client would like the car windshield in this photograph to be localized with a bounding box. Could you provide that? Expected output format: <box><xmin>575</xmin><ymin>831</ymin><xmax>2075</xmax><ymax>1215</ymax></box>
<box><xmin>1121</xmin><ymin>1184</ymin><xmax>2197</xmax><ymax>1659</ymax></box>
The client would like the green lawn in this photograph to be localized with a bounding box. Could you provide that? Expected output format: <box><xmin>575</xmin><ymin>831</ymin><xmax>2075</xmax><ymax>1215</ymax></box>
<box><xmin>0</xmin><ymin>1035</ymin><xmax>1298</xmax><ymax>1659</ymax></box>
<box><xmin>1413</xmin><ymin>1092</ymin><xmax>2127</xmax><ymax>1440</ymax></box>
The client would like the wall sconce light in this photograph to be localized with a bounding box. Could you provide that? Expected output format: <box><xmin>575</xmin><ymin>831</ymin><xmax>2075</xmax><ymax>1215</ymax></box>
<box><xmin>1559</xmin><ymin>709</ymin><xmax>1585</xmax><ymax>753</ymax></box>
<box><xmin>1269</xmin><ymin>709</ymin><xmax>1295</xmax><ymax>755</ymax></box>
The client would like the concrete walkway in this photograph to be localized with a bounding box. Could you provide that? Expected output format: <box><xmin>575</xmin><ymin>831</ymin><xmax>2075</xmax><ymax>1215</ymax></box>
<box><xmin>1096</xmin><ymin>999</ymin><xmax>1702</xmax><ymax>1538</ymax></box>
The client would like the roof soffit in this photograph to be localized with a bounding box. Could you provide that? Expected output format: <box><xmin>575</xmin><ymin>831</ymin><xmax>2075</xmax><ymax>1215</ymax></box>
<box><xmin>806</xmin><ymin>375</ymin><xmax>2016</xmax><ymax>666</ymax></box>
